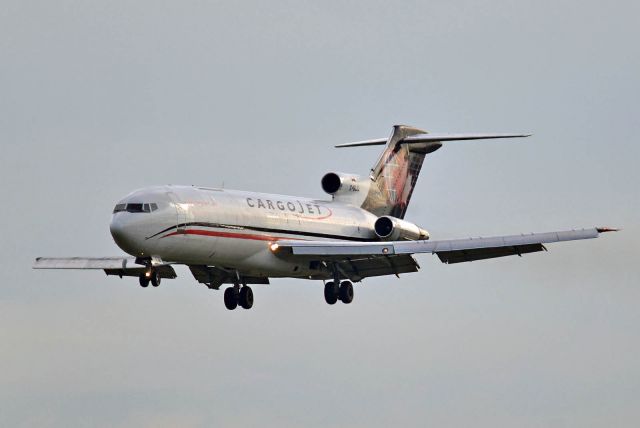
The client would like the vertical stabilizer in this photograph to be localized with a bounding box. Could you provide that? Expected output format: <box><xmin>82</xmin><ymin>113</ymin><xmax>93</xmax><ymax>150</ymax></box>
<box><xmin>361</xmin><ymin>125</ymin><xmax>436</xmax><ymax>219</ymax></box>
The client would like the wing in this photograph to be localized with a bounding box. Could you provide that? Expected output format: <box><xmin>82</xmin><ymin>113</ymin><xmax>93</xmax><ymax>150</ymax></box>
<box><xmin>33</xmin><ymin>257</ymin><xmax>177</xmax><ymax>278</ymax></box>
<box><xmin>275</xmin><ymin>227</ymin><xmax>617</xmax><ymax>264</ymax></box>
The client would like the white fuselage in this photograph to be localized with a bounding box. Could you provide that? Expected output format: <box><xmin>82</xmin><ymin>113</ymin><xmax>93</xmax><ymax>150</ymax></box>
<box><xmin>109</xmin><ymin>185</ymin><xmax>380</xmax><ymax>278</ymax></box>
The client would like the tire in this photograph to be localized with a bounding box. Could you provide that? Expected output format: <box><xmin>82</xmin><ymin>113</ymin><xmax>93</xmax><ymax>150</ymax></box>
<box><xmin>151</xmin><ymin>272</ymin><xmax>161</xmax><ymax>287</ymax></box>
<box><xmin>139</xmin><ymin>274</ymin><xmax>150</xmax><ymax>288</ymax></box>
<box><xmin>339</xmin><ymin>281</ymin><xmax>354</xmax><ymax>304</ymax></box>
<box><xmin>224</xmin><ymin>287</ymin><xmax>239</xmax><ymax>310</ymax></box>
<box><xmin>324</xmin><ymin>281</ymin><xmax>338</xmax><ymax>305</ymax></box>
<box><xmin>239</xmin><ymin>286</ymin><xmax>254</xmax><ymax>309</ymax></box>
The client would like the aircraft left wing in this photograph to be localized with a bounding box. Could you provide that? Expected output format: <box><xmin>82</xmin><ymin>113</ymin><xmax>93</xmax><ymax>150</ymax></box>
<box><xmin>33</xmin><ymin>257</ymin><xmax>177</xmax><ymax>278</ymax></box>
<box><xmin>274</xmin><ymin>227</ymin><xmax>617</xmax><ymax>264</ymax></box>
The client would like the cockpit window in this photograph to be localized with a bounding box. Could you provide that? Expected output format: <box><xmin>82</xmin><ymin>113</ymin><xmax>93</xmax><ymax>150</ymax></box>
<box><xmin>126</xmin><ymin>203</ymin><xmax>144</xmax><ymax>213</ymax></box>
<box><xmin>113</xmin><ymin>203</ymin><xmax>159</xmax><ymax>213</ymax></box>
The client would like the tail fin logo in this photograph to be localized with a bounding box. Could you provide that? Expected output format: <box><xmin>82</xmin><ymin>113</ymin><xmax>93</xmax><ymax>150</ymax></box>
<box><xmin>362</xmin><ymin>125</ymin><xmax>429</xmax><ymax>219</ymax></box>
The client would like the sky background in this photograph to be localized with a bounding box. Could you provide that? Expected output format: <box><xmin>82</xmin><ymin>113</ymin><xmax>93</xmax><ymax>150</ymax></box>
<box><xmin>1</xmin><ymin>0</ymin><xmax>639</xmax><ymax>426</ymax></box>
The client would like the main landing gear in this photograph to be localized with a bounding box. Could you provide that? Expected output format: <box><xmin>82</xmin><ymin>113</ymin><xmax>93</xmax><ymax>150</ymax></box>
<box><xmin>138</xmin><ymin>271</ymin><xmax>161</xmax><ymax>288</ymax></box>
<box><xmin>324</xmin><ymin>281</ymin><xmax>354</xmax><ymax>305</ymax></box>
<box><xmin>224</xmin><ymin>285</ymin><xmax>254</xmax><ymax>310</ymax></box>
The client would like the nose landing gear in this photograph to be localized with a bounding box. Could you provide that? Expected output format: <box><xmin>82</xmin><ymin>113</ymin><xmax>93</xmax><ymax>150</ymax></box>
<box><xmin>224</xmin><ymin>285</ymin><xmax>254</xmax><ymax>310</ymax></box>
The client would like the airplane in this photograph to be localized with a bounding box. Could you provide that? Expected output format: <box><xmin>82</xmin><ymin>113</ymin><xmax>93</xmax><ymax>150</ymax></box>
<box><xmin>33</xmin><ymin>125</ymin><xmax>617</xmax><ymax>310</ymax></box>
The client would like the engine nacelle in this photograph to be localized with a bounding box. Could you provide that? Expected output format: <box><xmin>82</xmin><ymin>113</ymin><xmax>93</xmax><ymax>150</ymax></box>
<box><xmin>374</xmin><ymin>216</ymin><xmax>429</xmax><ymax>241</ymax></box>
<box><xmin>321</xmin><ymin>172</ymin><xmax>366</xmax><ymax>195</ymax></box>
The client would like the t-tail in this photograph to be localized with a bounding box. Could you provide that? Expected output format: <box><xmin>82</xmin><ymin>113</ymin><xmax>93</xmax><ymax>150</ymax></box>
<box><xmin>336</xmin><ymin>125</ymin><xmax>531</xmax><ymax>219</ymax></box>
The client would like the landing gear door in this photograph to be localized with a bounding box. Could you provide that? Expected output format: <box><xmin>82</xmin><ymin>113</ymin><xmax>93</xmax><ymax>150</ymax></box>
<box><xmin>167</xmin><ymin>191</ymin><xmax>188</xmax><ymax>233</ymax></box>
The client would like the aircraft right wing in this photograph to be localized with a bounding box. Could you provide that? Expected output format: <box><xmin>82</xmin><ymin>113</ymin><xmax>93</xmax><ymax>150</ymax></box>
<box><xmin>275</xmin><ymin>227</ymin><xmax>617</xmax><ymax>264</ymax></box>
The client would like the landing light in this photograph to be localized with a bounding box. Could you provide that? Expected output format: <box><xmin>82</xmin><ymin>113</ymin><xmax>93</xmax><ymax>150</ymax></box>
<box><xmin>145</xmin><ymin>270</ymin><xmax>152</xmax><ymax>278</ymax></box>
<box><xmin>269</xmin><ymin>242</ymin><xmax>280</xmax><ymax>252</ymax></box>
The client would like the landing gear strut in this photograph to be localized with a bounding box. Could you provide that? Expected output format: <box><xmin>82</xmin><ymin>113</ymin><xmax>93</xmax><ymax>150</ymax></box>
<box><xmin>324</xmin><ymin>281</ymin><xmax>354</xmax><ymax>305</ymax></box>
<box><xmin>224</xmin><ymin>285</ymin><xmax>253</xmax><ymax>310</ymax></box>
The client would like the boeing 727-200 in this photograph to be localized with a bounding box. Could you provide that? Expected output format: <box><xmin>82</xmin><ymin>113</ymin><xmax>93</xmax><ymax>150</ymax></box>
<box><xmin>33</xmin><ymin>125</ymin><xmax>616</xmax><ymax>310</ymax></box>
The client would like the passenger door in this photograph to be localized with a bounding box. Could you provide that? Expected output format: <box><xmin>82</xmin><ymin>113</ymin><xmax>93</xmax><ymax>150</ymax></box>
<box><xmin>167</xmin><ymin>191</ymin><xmax>188</xmax><ymax>234</ymax></box>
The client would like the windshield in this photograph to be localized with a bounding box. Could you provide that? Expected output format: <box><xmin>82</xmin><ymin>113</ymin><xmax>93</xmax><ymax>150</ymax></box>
<box><xmin>113</xmin><ymin>203</ymin><xmax>158</xmax><ymax>213</ymax></box>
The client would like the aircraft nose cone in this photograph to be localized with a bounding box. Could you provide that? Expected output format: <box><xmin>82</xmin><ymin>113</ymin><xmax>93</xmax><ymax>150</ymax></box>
<box><xmin>110</xmin><ymin>216</ymin><xmax>141</xmax><ymax>255</ymax></box>
<box><xmin>109</xmin><ymin>213</ymin><xmax>147</xmax><ymax>257</ymax></box>
<box><xmin>110</xmin><ymin>218</ymin><xmax>127</xmax><ymax>245</ymax></box>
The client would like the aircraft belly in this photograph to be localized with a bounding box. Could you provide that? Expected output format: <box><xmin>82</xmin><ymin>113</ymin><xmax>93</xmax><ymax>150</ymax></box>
<box><xmin>164</xmin><ymin>232</ymin><xmax>304</xmax><ymax>275</ymax></box>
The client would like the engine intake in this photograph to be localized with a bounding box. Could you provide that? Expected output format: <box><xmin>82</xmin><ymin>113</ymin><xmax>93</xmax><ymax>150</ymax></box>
<box><xmin>374</xmin><ymin>216</ymin><xmax>429</xmax><ymax>241</ymax></box>
<box><xmin>321</xmin><ymin>172</ymin><xmax>343</xmax><ymax>194</ymax></box>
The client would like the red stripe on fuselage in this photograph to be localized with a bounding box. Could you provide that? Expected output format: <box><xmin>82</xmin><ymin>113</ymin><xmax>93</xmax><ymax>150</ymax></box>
<box><xmin>161</xmin><ymin>229</ymin><xmax>304</xmax><ymax>241</ymax></box>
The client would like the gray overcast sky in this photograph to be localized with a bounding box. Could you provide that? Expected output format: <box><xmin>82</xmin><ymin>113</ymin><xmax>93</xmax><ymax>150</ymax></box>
<box><xmin>1</xmin><ymin>0</ymin><xmax>639</xmax><ymax>426</ymax></box>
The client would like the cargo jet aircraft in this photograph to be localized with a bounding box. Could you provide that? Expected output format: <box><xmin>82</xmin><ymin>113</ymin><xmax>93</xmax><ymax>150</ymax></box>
<box><xmin>34</xmin><ymin>125</ymin><xmax>616</xmax><ymax>310</ymax></box>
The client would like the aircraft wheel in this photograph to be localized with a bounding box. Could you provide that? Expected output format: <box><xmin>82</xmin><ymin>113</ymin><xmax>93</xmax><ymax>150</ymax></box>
<box><xmin>339</xmin><ymin>281</ymin><xmax>354</xmax><ymax>304</ymax></box>
<box><xmin>324</xmin><ymin>281</ymin><xmax>339</xmax><ymax>305</ymax></box>
<box><xmin>224</xmin><ymin>287</ymin><xmax>239</xmax><ymax>310</ymax></box>
<box><xmin>139</xmin><ymin>274</ymin><xmax>150</xmax><ymax>288</ymax></box>
<box><xmin>150</xmin><ymin>272</ymin><xmax>161</xmax><ymax>287</ymax></box>
<box><xmin>239</xmin><ymin>286</ymin><xmax>254</xmax><ymax>309</ymax></box>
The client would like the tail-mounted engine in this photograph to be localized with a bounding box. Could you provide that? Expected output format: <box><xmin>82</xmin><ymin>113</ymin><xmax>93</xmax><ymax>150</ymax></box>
<box><xmin>321</xmin><ymin>172</ymin><xmax>360</xmax><ymax>194</ymax></box>
<box><xmin>374</xmin><ymin>216</ymin><xmax>429</xmax><ymax>241</ymax></box>
<box><xmin>321</xmin><ymin>172</ymin><xmax>371</xmax><ymax>206</ymax></box>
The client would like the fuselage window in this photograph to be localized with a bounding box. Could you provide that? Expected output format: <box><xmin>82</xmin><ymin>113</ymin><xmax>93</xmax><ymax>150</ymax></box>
<box><xmin>150</xmin><ymin>203</ymin><xmax>158</xmax><ymax>211</ymax></box>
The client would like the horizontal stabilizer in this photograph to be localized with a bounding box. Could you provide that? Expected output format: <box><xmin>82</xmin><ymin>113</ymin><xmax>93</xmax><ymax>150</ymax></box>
<box><xmin>336</xmin><ymin>133</ymin><xmax>531</xmax><ymax>148</ymax></box>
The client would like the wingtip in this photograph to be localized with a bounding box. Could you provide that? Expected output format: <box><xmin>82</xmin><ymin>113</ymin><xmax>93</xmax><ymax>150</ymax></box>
<box><xmin>596</xmin><ymin>227</ymin><xmax>620</xmax><ymax>233</ymax></box>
